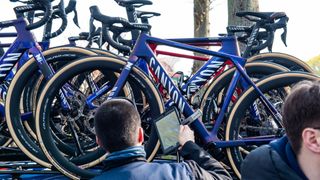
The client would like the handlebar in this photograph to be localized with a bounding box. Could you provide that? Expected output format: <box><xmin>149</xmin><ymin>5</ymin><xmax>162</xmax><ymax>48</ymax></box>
<box><xmin>257</xmin><ymin>15</ymin><xmax>288</xmax><ymax>51</ymax></box>
<box><xmin>15</xmin><ymin>0</ymin><xmax>53</xmax><ymax>30</ymax></box>
<box><xmin>44</xmin><ymin>10</ymin><xmax>68</xmax><ymax>39</ymax></box>
<box><xmin>116</xmin><ymin>34</ymin><xmax>132</xmax><ymax>47</ymax></box>
<box><xmin>228</xmin><ymin>13</ymin><xmax>289</xmax><ymax>53</ymax></box>
<box><xmin>14</xmin><ymin>0</ymin><xmax>77</xmax><ymax>39</ymax></box>
<box><xmin>103</xmin><ymin>24</ymin><xmax>132</xmax><ymax>53</ymax></box>
<box><xmin>35</xmin><ymin>0</ymin><xmax>77</xmax><ymax>19</ymax></box>
<box><xmin>90</xmin><ymin>6</ymin><xmax>144</xmax><ymax>30</ymax></box>
<box><xmin>65</xmin><ymin>0</ymin><xmax>79</xmax><ymax>27</ymax></box>
<box><xmin>90</xmin><ymin>5</ymin><xmax>151</xmax><ymax>53</ymax></box>
<box><xmin>14</xmin><ymin>0</ymin><xmax>52</xmax><ymax>30</ymax></box>
<box><xmin>34</xmin><ymin>0</ymin><xmax>78</xmax><ymax>39</ymax></box>
<box><xmin>44</xmin><ymin>0</ymin><xmax>67</xmax><ymax>39</ymax></box>
<box><xmin>65</xmin><ymin>0</ymin><xmax>76</xmax><ymax>14</ymax></box>
<box><xmin>68</xmin><ymin>27</ymin><xmax>102</xmax><ymax>48</ymax></box>
<box><xmin>102</xmin><ymin>21</ymin><xmax>151</xmax><ymax>53</ymax></box>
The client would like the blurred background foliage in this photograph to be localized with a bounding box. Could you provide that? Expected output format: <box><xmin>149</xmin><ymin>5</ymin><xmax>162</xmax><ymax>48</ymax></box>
<box><xmin>307</xmin><ymin>55</ymin><xmax>320</xmax><ymax>75</ymax></box>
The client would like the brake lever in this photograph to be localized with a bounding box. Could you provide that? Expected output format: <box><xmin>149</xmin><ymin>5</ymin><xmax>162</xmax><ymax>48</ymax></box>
<box><xmin>267</xmin><ymin>31</ymin><xmax>275</xmax><ymax>52</ymax></box>
<box><xmin>72</xmin><ymin>7</ymin><xmax>79</xmax><ymax>28</ymax></box>
<box><xmin>267</xmin><ymin>38</ymin><xmax>274</xmax><ymax>52</ymax></box>
<box><xmin>88</xmin><ymin>17</ymin><xmax>96</xmax><ymax>40</ymax></box>
<box><xmin>281</xmin><ymin>27</ymin><xmax>287</xmax><ymax>47</ymax></box>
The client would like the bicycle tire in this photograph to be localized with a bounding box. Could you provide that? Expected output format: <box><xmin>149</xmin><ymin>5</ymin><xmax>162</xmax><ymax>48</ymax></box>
<box><xmin>225</xmin><ymin>72</ymin><xmax>319</xmax><ymax>178</ymax></box>
<box><xmin>6</xmin><ymin>46</ymin><xmax>99</xmax><ymax>167</ymax></box>
<box><xmin>90</xmin><ymin>48</ymin><xmax>119</xmax><ymax>57</ymax></box>
<box><xmin>247</xmin><ymin>52</ymin><xmax>314</xmax><ymax>73</ymax></box>
<box><xmin>35</xmin><ymin>56</ymin><xmax>164</xmax><ymax>179</ymax></box>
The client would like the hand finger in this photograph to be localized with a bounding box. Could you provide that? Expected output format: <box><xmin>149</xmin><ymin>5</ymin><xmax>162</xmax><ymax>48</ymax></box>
<box><xmin>179</xmin><ymin>125</ymin><xmax>184</xmax><ymax>132</ymax></box>
<box><xmin>184</xmin><ymin>125</ymin><xmax>191</xmax><ymax>131</ymax></box>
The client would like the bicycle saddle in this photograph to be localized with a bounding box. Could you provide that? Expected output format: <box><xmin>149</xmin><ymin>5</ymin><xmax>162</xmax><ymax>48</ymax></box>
<box><xmin>236</xmin><ymin>12</ymin><xmax>286</xmax><ymax>21</ymax></box>
<box><xmin>136</xmin><ymin>11</ymin><xmax>160</xmax><ymax>19</ymax></box>
<box><xmin>115</xmin><ymin>0</ymin><xmax>153</xmax><ymax>8</ymax></box>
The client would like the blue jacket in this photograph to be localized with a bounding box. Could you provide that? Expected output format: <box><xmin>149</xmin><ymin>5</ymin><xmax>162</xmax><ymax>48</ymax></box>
<box><xmin>93</xmin><ymin>141</ymin><xmax>231</xmax><ymax>180</ymax></box>
<box><xmin>241</xmin><ymin>136</ymin><xmax>307</xmax><ymax>180</ymax></box>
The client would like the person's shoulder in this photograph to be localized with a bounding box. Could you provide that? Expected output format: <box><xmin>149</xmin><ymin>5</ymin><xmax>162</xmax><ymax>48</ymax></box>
<box><xmin>93</xmin><ymin>161</ymin><xmax>193</xmax><ymax>180</ymax></box>
<box><xmin>147</xmin><ymin>160</ymin><xmax>194</xmax><ymax>179</ymax></box>
<box><xmin>241</xmin><ymin>145</ymin><xmax>278</xmax><ymax>180</ymax></box>
<box><xmin>245</xmin><ymin>144</ymin><xmax>271</xmax><ymax>160</ymax></box>
<box><xmin>150</xmin><ymin>159</ymin><xmax>191</xmax><ymax>170</ymax></box>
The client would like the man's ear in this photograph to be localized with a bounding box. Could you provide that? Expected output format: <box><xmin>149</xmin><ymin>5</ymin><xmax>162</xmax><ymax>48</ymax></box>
<box><xmin>302</xmin><ymin>128</ymin><xmax>320</xmax><ymax>153</ymax></box>
<box><xmin>138</xmin><ymin>127</ymin><xmax>144</xmax><ymax>144</ymax></box>
<box><xmin>96</xmin><ymin>136</ymin><xmax>102</xmax><ymax>147</ymax></box>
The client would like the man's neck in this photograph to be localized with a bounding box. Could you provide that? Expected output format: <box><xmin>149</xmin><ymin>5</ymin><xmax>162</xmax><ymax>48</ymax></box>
<box><xmin>297</xmin><ymin>149</ymin><xmax>320</xmax><ymax>180</ymax></box>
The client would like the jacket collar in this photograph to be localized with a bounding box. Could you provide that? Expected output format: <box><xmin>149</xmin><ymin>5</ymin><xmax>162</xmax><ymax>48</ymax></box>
<box><xmin>103</xmin><ymin>146</ymin><xmax>147</xmax><ymax>170</ymax></box>
<box><xmin>270</xmin><ymin>136</ymin><xmax>308</xmax><ymax>180</ymax></box>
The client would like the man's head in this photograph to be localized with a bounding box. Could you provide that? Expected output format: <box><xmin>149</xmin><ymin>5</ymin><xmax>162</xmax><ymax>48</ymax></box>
<box><xmin>283</xmin><ymin>80</ymin><xmax>320</xmax><ymax>155</ymax></box>
<box><xmin>94</xmin><ymin>98</ymin><xmax>144</xmax><ymax>153</ymax></box>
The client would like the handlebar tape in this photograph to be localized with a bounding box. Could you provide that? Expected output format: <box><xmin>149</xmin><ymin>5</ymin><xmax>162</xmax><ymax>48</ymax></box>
<box><xmin>25</xmin><ymin>0</ymin><xmax>52</xmax><ymax>30</ymax></box>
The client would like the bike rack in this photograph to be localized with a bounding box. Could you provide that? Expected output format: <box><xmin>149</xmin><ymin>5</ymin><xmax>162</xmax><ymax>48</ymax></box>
<box><xmin>0</xmin><ymin>147</ymin><xmax>62</xmax><ymax>179</ymax></box>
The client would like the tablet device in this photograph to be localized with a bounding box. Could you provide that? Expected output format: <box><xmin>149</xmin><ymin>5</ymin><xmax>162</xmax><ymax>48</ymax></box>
<box><xmin>154</xmin><ymin>107</ymin><xmax>181</xmax><ymax>154</ymax></box>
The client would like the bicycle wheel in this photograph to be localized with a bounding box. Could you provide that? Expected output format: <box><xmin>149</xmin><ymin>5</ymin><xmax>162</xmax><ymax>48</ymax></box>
<box><xmin>35</xmin><ymin>56</ymin><xmax>164</xmax><ymax>179</ymax></box>
<box><xmin>6</xmin><ymin>46</ymin><xmax>100</xmax><ymax>167</ymax></box>
<box><xmin>247</xmin><ymin>52</ymin><xmax>314</xmax><ymax>72</ymax></box>
<box><xmin>225</xmin><ymin>72</ymin><xmax>319</xmax><ymax>178</ymax></box>
<box><xmin>0</xmin><ymin>116</ymin><xmax>12</xmax><ymax>147</ymax></box>
<box><xmin>25</xmin><ymin>47</ymin><xmax>119</xmax><ymax>135</ymax></box>
<box><xmin>201</xmin><ymin>62</ymin><xmax>288</xmax><ymax>129</ymax></box>
<box><xmin>200</xmin><ymin>62</ymin><xmax>287</xmax><ymax>162</ymax></box>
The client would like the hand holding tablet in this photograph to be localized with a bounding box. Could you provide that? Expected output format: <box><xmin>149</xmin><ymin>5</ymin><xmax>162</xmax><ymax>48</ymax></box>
<box><xmin>154</xmin><ymin>107</ymin><xmax>196</xmax><ymax>155</ymax></box>
<box><xmin>178</xmin><ymin>125</ymin><xmax>195</xmax><ymax>146</ymax></box>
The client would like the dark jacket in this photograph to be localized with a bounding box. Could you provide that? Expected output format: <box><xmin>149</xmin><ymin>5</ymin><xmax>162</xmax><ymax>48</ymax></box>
<box><xmin>241</xmin><ymin>136</ymin><xmax>307</xmax><ymax>180</ymax></box>
<box><xmin>93</xmin><ymin>141</ymin><xmax>231</xmax><ymax>180</ymax></box>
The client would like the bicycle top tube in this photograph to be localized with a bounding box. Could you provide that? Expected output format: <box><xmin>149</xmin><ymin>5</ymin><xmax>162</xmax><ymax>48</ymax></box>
<box><xmin>133</xmin><ymin>33</ymin><xmax>245</xmax><ymax>64</ymax></box>
<box><xmin>168</xmin><ymin>35</ymin><xmax>237</xmax><ymax>45</ymax></box>
<box><xmin>180</xmin><ymin>37</ymin><xmax>240</xmax><ymax>93</ymax></box>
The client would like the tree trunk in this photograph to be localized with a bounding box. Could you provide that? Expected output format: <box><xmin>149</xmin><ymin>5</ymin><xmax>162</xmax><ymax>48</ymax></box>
<box><xmin>192</xmin><ymin>0</ymin><xmax>210</xmax><ymax>73</ymax></box>
<box><xmin>228</xmin><ymin>0</ymin><xmax>259</xmax><ymax>26</ymax></box>
<box><xmin>228</xmin><ymin>0</ymin><xmax>259</xmax><ymax>52</ymax></box>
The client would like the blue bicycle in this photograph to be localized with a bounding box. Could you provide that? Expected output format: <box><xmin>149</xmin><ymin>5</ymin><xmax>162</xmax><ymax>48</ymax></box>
<box><xmin>2</xmin><ymin>0</ymin><xmax>161</xmax><ymax>171</ymax></box>
<box><xmin>33</xmin><ymin>14</ymin><xmax>319</xmax><ymax>179</ymax></box>
<box><xmin>3</xmin><ymin>1</ymin><xmax>316</xmax><ymax>179</ymax></box>
<box><xmin>0</xmin><ymin>0</ymin><xmax>123</xmax><ymax>169</ymax></box>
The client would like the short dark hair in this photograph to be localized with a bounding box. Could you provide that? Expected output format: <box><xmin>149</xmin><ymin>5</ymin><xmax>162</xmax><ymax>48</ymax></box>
<box><xmin>283</xmin><ymin>80</ymin><xmax>320</xmax><ymax>154</ymax></box>
<box><xmin>94</xmin><ymin>99</ymin><xmax>141</xmax><ymax>152</ymax></box>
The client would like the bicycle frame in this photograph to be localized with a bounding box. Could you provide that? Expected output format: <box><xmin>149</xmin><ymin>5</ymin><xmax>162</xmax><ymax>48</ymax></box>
<box><xmin>150</xmin><ymin>36</ymin><xmax>239</xmax><ymax>96</ymax></box>
<box><xmin>0</xmin><ymin>18</ymin><xmax>58</xmax><ymax>118</ymax></box>
<box><xmin>107</xmin><ymin>33</ymin><xmax>282</xmax><ymax>147</ymax></box>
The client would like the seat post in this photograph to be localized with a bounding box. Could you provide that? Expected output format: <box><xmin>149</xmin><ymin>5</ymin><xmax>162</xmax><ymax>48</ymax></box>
<box><xmin>125</xmin><ymin>6</ymin><xmax>140</xmax><ymax>40</ymax></box>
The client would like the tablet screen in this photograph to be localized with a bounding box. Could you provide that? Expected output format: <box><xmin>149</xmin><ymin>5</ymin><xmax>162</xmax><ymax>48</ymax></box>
<box><xmin>155</xmin><ymin>108</ymin><xmax>180</xmax><ymax>154</ymax></box>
